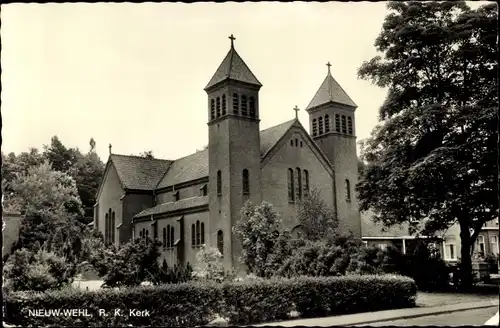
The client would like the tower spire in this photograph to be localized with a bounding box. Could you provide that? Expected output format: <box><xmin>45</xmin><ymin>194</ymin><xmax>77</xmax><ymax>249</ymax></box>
<box><xmin>229</xmin><ymin>34</ymin><xmax>236</xmax><ymax>48</ymax></box>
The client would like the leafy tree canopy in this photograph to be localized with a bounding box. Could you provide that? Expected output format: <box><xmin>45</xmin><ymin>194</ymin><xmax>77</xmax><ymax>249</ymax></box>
<box><xmin>357</xmin><ymin>1</ymin><xmax>497</xmax><ymax>287</ymax></box>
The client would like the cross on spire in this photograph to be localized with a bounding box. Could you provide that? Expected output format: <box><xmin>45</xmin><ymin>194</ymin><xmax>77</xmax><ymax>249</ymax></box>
<box><xmin>229</xmin><ymin>34</ymin><xmax>236</xmax><ymax>48</ymax></box>
<box><xmin>326</xmin><ymin>61</ymin><xmax>332</xmax><ymax>74</ymax></box>
<box><xmin>293</xmin><ymin>105</ymin><xmax>300</xmax><ymax>119</ymax></box>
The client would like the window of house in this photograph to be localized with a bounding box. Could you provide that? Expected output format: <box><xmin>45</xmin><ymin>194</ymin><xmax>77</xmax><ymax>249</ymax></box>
<box><xmin>347</xmin><ymin>116</ymin><xmax>353</xmax><ymax>135</ymax></box>
<box><xmin>217</xmin><ymin>170</ymin><xmax>222</xmax><ymax>196</ymax></box>
<box><xmin>241</xmin><ymin>95</ymin><xmax>248</xmax><ymax>116</ymax></box>
<box><xmin>145</xmin><ymin>230</ymin><xmax>149</xmax><ymax>238</ymax></box>
<box><xmin>303</xmin><ymin>169</ymin><xmax>309</xmax><ymax>196</ymax></box>
<box><xmin>341</xmin><ymin>115</ymin><xmax>347</xmax><ymax>133</ymax></box>
<box><xmin>288</xmin><ymin>168</ymin><xmax>295</xmax><ymax>203</ymax></box>
<box><xmin>300</xmin><ymin>141</ymin><xmax>303</xmax><ymax>147</ymax></box>
<box><xmin>222</xmin><ymin>94</ymin><xmax>227</xmax><ymax>115</ymax></box>
<box><xmin>166</xmin><ymin>225</ymin><xmax>171</xmax><ymax>248</ymax></box>
<box><xmin>217</xmin><ymin>230</ymin><xmax>224</xmax><ymax>255</ymax></box>
<box><xmin>477</xmin><ymin>235</ymin><xmax>485</xmax><ymax>257</ymax></box>
<box><xmin>295</xmin><ymin>139</ymin><xmax>298</xmax><ymax>147</ymax></box>
<box><xmin>242</xmin><ymin>169</ymin><xmax>250</xmax><ymax>195</ymax></box>
<box><xmin>173</xmin><ymin>190</ymin><xmax>180</xmax><ymax>202</ymax></box>
<box><xmin>445</xmin><ymin>243</ymin><xmax>457</xmax><ymax>260</ymax></box>
<box><xmin>200</xmin><ymin>184</ymin><xmax>208</xmax><ymax>196</ymax></box>
<box><xmin>233</xmin><ymin>93</ymin><xmax>239</xmax><ymax>114</ymax></box>
<box><xmin>249</xmin><ymin>96</ymin><xmax>256</xmax><ymax>118</ymax></box>
<box><xmin>335</xmin><ymin>114</ymin><xmax>340</xmax><ymax>132</ymax></box>
<box><xmin>490</xmin><ymin>236</ymin><xmax>499</xmax><ymax>254</ymax></box>
<box><xmin>170</xmin><ymin>226</ymin><xmax>175</xmax><ymax>248</ymax></box>
<box><xmin>290</xmin><ymin>140</ymin><xmax>293</xmax><ymax>146</ymax></box>
<box><xmin>325</xmin><ymin>115</ymin><xmax>330</xmax><ymax>132</ymax></box>
<box><xmin>111</xmin><ymin>211</ymin><xmax>115</xmax><ymax>244</ymax></box>
<box><xmin>105</xmin><ymin>213</ymin><xmax>109</xmax><ymax>244</ymax></box>
<box><xmin>211</xmin><ymin>99</ymin><xmax>215</xmax><ymax>120</ymax></box>
<box><xmin>296</xmin><ymin>168</ymin><xmax>302</xmax><ymax>201</ymax></box>
<box><xmin>196</xmin><ymin>221</ymin><xmax>201</xmax><ymax>246</ymax></box>
<box><xmin>312</xmin><ymin>119</ymin><xmax>317</xmax><ymax>136</ymax></box>
<box><xmin>345</xmin><ymin>179</ymin><xmax>351</xmax><ymax>202</ymax></box>
<box><xmin>139</xmin><ymin>229</ymin><xmax>143</xmax><ymax>238</ymax></box>
<box><xmin>201</xmin><ymin>222</ymin><xmax>205</xmax><ymax>245</ymax></box>
<box><xmin>318</xmin><ymin>116</ymin><xmax>324</xmax><ymax>135</ymax></box>
<box><xmin>216</xmin><ymin>97</ymin><xmax>221</xmax><ymax>117</ymax></box>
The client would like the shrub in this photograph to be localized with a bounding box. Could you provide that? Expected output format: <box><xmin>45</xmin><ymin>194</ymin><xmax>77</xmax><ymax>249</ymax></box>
<box><xmin>153</xmin><ymin>260</ymin><xmax>193</xmax><ymax>284</ymax></box>
<box><xmin>3</xmin><ymin>248</ymin><xmax>75</xmax><ymax>292</ymax></box>
<box><xmin>193</xmin><ymin>245</ymin><xmax>232</xmax><ymax>282</ymax></box>
<box><xmin>4</xmin><ymin>274</ymin><xmax>417</xmax><ymax>327</ymax></box>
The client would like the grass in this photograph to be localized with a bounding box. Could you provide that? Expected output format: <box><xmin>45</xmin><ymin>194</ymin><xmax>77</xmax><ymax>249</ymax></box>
<box><xmin>417</xmin><ymin>291</ymin><xmax>498</xmax><ymax>308</ymax></box>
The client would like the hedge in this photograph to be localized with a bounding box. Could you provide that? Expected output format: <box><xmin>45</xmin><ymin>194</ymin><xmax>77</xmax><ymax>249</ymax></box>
<box><xmin>4</xmin><ymin>275</ymin><xmax>417</xmax><ymax>327</ymax></box>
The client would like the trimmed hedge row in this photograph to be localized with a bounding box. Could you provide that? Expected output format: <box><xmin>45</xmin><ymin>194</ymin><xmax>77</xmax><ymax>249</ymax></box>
<box><xmin>4</xmin><ymin>275</ymin><xmax>417</xmax><ymax>327</ymax></box>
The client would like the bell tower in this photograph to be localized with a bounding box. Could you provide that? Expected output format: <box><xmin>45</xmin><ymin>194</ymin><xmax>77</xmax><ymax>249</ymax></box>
<box><xmin>205</xmin><ymin>35</ymin><xmax>263</xmax><ymax>270</ymax></box>
<box><xmin>306</xmin><ymin>62</ymin><xmax>361</xmax><ymax>236</ymax></box>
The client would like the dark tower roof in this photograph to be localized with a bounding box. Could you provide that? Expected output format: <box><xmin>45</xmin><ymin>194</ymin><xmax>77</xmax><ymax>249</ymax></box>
<box><xmin>306</xmin><ymin>62</ymin><xmax>357</xmax><ymax>110</ymax></box>
<box><xmin>204</xmin><ymin>34</ymin><xmax>262</xmax><ymax>90</ymax></box>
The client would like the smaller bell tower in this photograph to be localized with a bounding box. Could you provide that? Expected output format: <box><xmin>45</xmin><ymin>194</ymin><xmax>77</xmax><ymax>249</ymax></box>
<box><xmin>306</xmin><ymin>62</ymin><xmax>361</xmax><ymax>236</ymax></box>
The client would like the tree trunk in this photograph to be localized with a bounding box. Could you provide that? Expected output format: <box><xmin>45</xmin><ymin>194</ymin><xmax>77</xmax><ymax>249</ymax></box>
<box><xmin>459</xmin><ymin>224</ymin><xmax>474</xmax><ymax>289</ymax></box>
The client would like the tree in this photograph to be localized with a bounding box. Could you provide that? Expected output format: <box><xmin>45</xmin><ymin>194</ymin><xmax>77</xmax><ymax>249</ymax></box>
<box><xmin>296</xmin><ymin>188</ymin><xmax>338</xmax><ymax>242</ymax></box>
<box><xmin>138</xmin><ymin>150</ymin><xmax>154</xmax><ymax>159</ymax></box>
<box><xmin>192</xmin><ymin>245</ymin><xmax>230</xmax><ymax>282</ymax></box>
<box><xmin>357</xmin><ymin>1</ymin><xmax>497</xmax><ymax>287</ymax></box>
<box><xmin>43</xmin><ymin>136</ymin><xmax>81</xmax><ymax>174</ymax></box>
<box><xmin>233</xmin><ymin>201</ymin><xmax>282</xmax><ymax>277</ymax></box>
<box><xmin>6</xmin><ymin>161</ymin><xmax>85</xmax><ymax>256</ymax></box>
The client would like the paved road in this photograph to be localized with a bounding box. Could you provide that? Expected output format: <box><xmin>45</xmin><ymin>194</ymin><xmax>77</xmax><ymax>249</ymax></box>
<box><xmin>364</xmin><ymin>307</ymin><xmax>498</xmax><ymax>326</ymax></box>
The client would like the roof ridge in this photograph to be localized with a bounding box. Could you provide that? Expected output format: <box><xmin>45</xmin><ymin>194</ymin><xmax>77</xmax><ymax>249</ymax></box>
<box><xmin>259</xmin><ymin>119</ymin><xmax>296</xmax><ymax>133</ymax></box>
<box><xmin>111</xmin><ymin>153</ymin><xmax>173</xmax><ymax>162</ymax></box>
<box><xmin>172</xmin><ymin>148</ymin><xmax>207</xmax><ymax>162</ymax></box>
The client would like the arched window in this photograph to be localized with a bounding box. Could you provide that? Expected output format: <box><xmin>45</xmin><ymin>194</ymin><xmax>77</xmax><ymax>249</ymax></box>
<box><xmin>111</xmin><ymin>211</ymin><xmax>115</xmax><ymax>244</ymax></box>
<box><xmin>295</xmin><ymin>138</ymin><xmax>298</xmax><ymax>147</ymax></box>
<box><xmin>342</xmin><ymin>115</ymin><xmax>347</xmax><ymax>133</ymax></box>
<box><xmin>143</xmin><ymin>228</ymin><xmax>146</xmax><ymax>238</ymax></box>
<box><xmin>217</xmin><ymin>170</ymin><xmax>222</xmax><ymax>196</ymax></box>
<box><xmin>222</xmin><ymin>94</ymin><xmax>227</xmax><ymax>115</ymax></box>
<box><xmin>166</xmin><ymin>225</ymin><xmax>171</xmax><ymax>248</ymax></box>
<box><xmin>170</xmin><ymin>226</ymin><xmax>175</xmax><ymax>248</ymax></box>
<box><xmin>139</xmin><ymin>229</ymin><xmax>142</xmax><ymax>238</ymax></box>
<box><xmin>196</xmin><ymin>220</ymin><xmax>201</xmax><ymax>246</ymax></box>
<box><xmin>303</xmin><ymin>169</ymin><xmax>310</xmax><ymax>196</ymax></box>
<box><xmin>163</xmin><ymin>227</ymin><xmax>167</xmax><ymax>247</ymax></box>
<box><xmin>211</xmin><ymin>99</ymin><xmax>215</xmax><ymax>120</ymax></box>
<box><xmin>345</xmin><ymin>179</ymin><xmax>351</xmax><ymax>202</ymax></box>
<box><xmin>191</xmin><ymin>224</ymin><xmax>195</xmax><ymax>247</ymax></box>
<box><xmin>241</xmin><ymin>95</ymin><xmax>248</xmax><ymax>116</ymax></box>
<box><xmin>288</xmin><ymin>168</ymin><xmax>295</xmax><ymax>203</ymax></box>
<box><xmin>216</xmin><ymin>97</ymin><xmax>221</xmax><ymax>117</ymax></box>
<box><xmin>296</xmin><ymin>168</ymin><xmax>302</xmax><ymax>201</ymax></box>
<box><xmin>200</xmin><ymin>222</ymin><xmax>205</xmax><ymax>244</ymax></box>
<box><xmin>312</xmin><ymin>119</ymin><xmax>318</xmax><ymax>136</ymax></box>
<box><xmin>105</xmin><ymin>213</ymin><xmax>109</xmax><ymax>244</ymax></box>
<box><xmin>300</xmin><ymin>141</ymin><xmax>303</xmax><ymax>147</ymax></box>
<box><xmin>233</xmin><ymin>93</ymin><xmax>239</xmax><ymax>114</ymax></box>
<box><xmin>325</xmin><ymin>115</ymin><xmax>330</xmax><ymax>132</ymax></box>
<box><xmin>146</xmin><ymin>230</ymin><xmax>149</xmax><ymax>237</ymax></box>
<box><xmin>318</xmin><ymin>116</ymin><xmax>324</xmax><ymax>135</ymax></box>
<box><xmin>290</xmin><ymin>140</ymin><xmax>294</xmax><ymax>146</ymax></box>
<box><xmin>108</xmin><ymin>209</ymin><xmax>112</xmax><ymax>244</ymax></box>
<box><xmin>242</xmin><ymin>169</ymin><xmax>249</xmax><ymax>195</ymax></box>
<box><xmin>347</xmin><ymin>116</ymin><xmax>353</xmax><ymax>135</ymax></box>
<box><xmin>249</xmin><ymin>97</ymin><xmax>256</xmax><ymax>118</ymax></box>
<box><xmin>335</xmin><ymin>114</ymin><xmax>340</xmax><ymax>132</ymax></box>
<box><xmin>217</xmin><ymin>230</ymin><xmax>224</xmax><ymax>255</ymax></box>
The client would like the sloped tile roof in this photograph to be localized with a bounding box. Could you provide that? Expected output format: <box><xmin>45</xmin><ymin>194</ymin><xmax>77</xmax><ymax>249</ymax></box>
<box><xmin>259</xmin><ymin>119</ymin><xmax>296</xmax><ymax>157</ymax></box>
<box><xmin>110</xmin><ymin>154</ymin><xmax>173</xmax><ymax>191</ymax></box>
<box><xmin>306</xmin><ymin>72</ymin><xmax>357</xmax><ymax>110</ymax></box>
<box><xmin>205</xmin><ymin>46</ymin><xmax>262</xmax><ymax>90</ymax></box>
<box><xmin>361</xmin><ymin>209</ymin><xmax>411</xmax><ymax>238</ymax></box>
<box><xmin>134</xmin><ymin>196</ymin><xmax>208</xmax><ymax>218</ymax></box>
<box><xmin>156</xmin><ymin>150</ymin><xmax>209</xmax><ymax>189</ymax></box>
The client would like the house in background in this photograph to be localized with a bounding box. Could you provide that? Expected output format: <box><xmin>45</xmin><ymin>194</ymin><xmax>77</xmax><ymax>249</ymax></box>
<box><xmin>361</xmin><ymin>210</ymin><xmax>499</xmax><ymax>267</ymax></box>
<box><xmin>2</xmin><ymin>209</ymin><xmax>22</xmax><ymax>259</ymax></box>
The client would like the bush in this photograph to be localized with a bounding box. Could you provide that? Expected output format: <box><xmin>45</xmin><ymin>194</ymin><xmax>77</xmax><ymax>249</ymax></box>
<box><xmin>4</xmin><ymin>274</ymin><xmax>417</xmax><ymax>327</ymax></box>
<box><xmin>153</xmin><ymin>259</ymin><xmax>193</xmax><ymax>285</ymax></box>
<box><xmin>3</xmin><ymin>248</ymin><xmax>75</xmax><ymax>292</ymax></box>
<box><xmin>193</xmin><ymin>245</ymin><xmax>233</xmax><ymax>282</ymax></box>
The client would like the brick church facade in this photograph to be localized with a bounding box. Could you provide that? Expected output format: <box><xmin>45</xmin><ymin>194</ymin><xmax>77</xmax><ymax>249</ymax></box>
<box><xmin>93</xmin><ymin>36</ymin><xmax>361</xmax><ymax>271</ymax></box>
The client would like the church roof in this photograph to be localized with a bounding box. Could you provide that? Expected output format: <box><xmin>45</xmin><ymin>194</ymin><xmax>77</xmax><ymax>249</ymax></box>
<box><xmin>134</xmin><ymin>196</ymin><xmax>208</xmax><ymax>218</ymax></box>
<box><xmin>204</xmin><ymin>45</ymin><xmax>262</xmax><ymax>90</ymax></box>
<box><xmin>155</xmin><ymin>119</ymin><xmax>296</xmax><ymax>188</ymax></box>
<box><xmin>306</xmin><ymin>69</ymin><xmax>357</xmax><ymax>110</ymax></box>
<box><xmin>110</xmin><ymin>154</ymin><xmax>173</xmax><ymax>191</ymax></box>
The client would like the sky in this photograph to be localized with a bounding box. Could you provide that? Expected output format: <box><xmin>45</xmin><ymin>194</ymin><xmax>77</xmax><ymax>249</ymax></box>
<box><xmin>1</xmin><ymin>2</ymin><xmax>489</xmax><ymax>162</ymax></box>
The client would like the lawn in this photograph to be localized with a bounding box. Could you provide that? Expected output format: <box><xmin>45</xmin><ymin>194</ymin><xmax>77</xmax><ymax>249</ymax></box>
<box><xmin>417</xmin><ymin>291</ymin><xmax>497</xmax><ymax>307</ymax></box>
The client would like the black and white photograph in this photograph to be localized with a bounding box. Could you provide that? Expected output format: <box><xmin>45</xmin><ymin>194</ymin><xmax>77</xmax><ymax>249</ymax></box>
<box><xmin>2</xmin><ymin>1</ymin><xmax>499</xmax><ymax>327</ymax></box>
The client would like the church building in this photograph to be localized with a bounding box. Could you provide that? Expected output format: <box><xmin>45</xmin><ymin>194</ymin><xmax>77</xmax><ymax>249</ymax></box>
<box><xmin>93</xmin><ymin>35</ymin><xmax>361</xmax><ymax>270</ymax></box>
